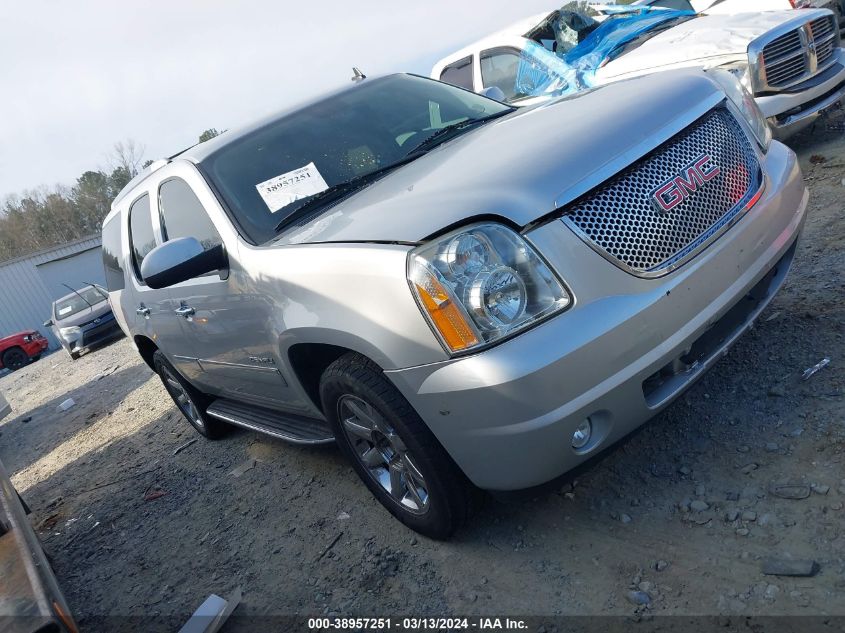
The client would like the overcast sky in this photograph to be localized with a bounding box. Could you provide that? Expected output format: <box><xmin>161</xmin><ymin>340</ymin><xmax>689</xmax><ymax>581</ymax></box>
<box><xmin>0</xmin><ymin>1</ymin><xmax>556</xmax><ymax>199</ymax></box>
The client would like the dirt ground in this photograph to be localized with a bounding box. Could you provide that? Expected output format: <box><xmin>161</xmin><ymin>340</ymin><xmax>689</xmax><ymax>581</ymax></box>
<box><xmin>1</xmin><ymin>111</ymin><xmax>844</xmax><ymax>632</ymax></box>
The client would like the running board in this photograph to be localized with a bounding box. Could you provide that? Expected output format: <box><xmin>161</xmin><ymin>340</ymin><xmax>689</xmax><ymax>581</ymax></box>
<box><xmin>206</xmin><ymin>399</ymin><xmax>334</xmax><ymax>445</ymax></box>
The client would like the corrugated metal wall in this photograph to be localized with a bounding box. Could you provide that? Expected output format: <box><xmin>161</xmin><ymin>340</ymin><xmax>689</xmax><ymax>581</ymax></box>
<box><xmin>0</xmin><ymin>235</ymin><xmax>103</xmax><ymax>350</ymax></box>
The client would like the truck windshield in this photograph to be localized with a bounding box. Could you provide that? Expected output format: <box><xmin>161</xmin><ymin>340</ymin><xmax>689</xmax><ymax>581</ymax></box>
<box><xmin>199</xmin><ymin>74</ymin><xmax>512</xmax><ymax>244</ymax></box>
<box><xmin>54</xmin><ymin>287</ymin><xmax>107</xmax><ymax>320</ymax></box>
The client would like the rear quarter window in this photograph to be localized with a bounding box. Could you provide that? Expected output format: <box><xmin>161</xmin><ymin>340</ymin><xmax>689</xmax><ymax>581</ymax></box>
<box><xmin>101</xmin><ymin>214</ymin><xmax>125</xmax><ymax>291</ymax></box>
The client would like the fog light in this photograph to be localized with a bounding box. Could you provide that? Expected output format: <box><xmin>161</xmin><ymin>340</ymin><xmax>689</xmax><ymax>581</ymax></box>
<box><xmin>571</xmin><ymin>419</ymin><xmax>592</xmax><ymax>450</ymax></box>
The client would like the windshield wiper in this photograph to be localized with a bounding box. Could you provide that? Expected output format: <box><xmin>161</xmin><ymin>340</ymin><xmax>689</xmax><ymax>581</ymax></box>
<box><xmin>405</xmin><ymin>111</ymin><xmax>510</xmax><ymax>158</ymax></box>
<box><xmin>273</xmin><ymin>111</ymin><xmax>511</xmax><ymax>235</ymax></box>
<box><xmin>272</xmin><ymin>157</ymin><xmax>418</xmax><ymax>234</ymax></box>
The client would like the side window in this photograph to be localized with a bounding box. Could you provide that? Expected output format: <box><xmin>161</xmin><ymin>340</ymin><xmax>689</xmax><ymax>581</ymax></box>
<box><xmin>439</xmin><ymin>56</ymin><xmax>474</xmax><ymax>90</ymax></box>
<box><xmin>158</xmin><ymin>178</ymin><xmax>222</xmax><ymax>251</ymax></box>
<box><xmin>101</xmin><ymin>214</ymin><xmax>125</xmax><ymax>291</ymax></box>
<box><xmin>480</xmin><ymin>49</ymin><xmax>524</xmax><ymax>102</ymax></box>
<box><xmin>128</xmin><ymin>194</ymin><xmax>155</xmax><ymax>282</ymax></box>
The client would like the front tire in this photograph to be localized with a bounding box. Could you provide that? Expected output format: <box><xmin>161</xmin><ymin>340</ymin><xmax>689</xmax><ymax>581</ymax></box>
<box><xmin>153</xmin><ymin>351</ymin><xmax>227</xmax><ymax>439</ymax></box>
<box><xmin>320</xmin><ymin>353</ymin><xmax>480</xmax><ymax>539</ymax></box>
<box><xmin>2</xmin><ymin>347</ymin><xmax>28</xmax><ymax>371</ymax></box>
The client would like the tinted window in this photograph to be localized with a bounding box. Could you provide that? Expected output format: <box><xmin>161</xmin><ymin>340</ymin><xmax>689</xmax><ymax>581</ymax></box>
<box><xmin>439</xmin><ymin>56</ymin><xmax>474</xmax><ymax>90</ymax></box>
<box><xmin>101</xmin><ymin>214</ymin><xmax>125</xmax><ymax>291</ymax></box>
<box><xmin>159</xmin><ymin>178</ymin><xmax>221</xmax><ymax>251</ymax></box>
<box><xmin>199</xmin><ymin>74</ymin><xmax>511</xmax><ymax>245</ymax></box>
<box><xmin>128</xmin><ymin>194</ymin><xmax>155</xmax><ymax>281</ymax></box>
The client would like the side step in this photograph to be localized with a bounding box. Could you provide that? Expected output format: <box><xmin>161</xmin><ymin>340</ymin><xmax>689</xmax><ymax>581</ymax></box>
<box><xmin>206</xmin><ymin>399</ymin><xmax>334</xmax><ymax>445</ymax></box>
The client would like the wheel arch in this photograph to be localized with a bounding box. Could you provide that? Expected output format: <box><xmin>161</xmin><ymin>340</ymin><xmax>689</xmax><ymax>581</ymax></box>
<box><xmin>287</xmin><ymin>343</ymin><xmax>357</xmax><ymax>412</ymax></box>
<box><xmin>134</xmin><ymin>335</ymin><xmax>159</xmax><ymax>371</ymax></box>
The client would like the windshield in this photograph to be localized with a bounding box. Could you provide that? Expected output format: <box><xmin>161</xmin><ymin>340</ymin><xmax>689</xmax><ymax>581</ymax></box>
<box><xmin>54</xmin><ymin>286</ymin><xmax>107</xmax><ymax>320</ymax></box>
<box><xmin>200</xmin><ymin>74</ymin><xmax>512</xmax><ymax>244</ymax></box>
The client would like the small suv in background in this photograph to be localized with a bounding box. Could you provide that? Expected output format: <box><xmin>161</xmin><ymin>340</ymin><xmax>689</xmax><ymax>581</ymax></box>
<box><xmin>104</xmin><ymin>71</ymin><xmax>806</xmax><ymax>537</ymax></box>
<box><xmin>0</xmin><ymin>330</ymin><xmax>48</xmax><ymax>372</ymax></box>
<box><xmin>44</xmin><ymin>285</ymin><xmax>123</xmax><ymax>360</ymax></box>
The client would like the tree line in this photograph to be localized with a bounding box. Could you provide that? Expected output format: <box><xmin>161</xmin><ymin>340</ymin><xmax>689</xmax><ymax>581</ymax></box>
<box><xmin>0</xmin><ymin>130</ymin><xmax>221</xmax><ymax>264</ymax></box>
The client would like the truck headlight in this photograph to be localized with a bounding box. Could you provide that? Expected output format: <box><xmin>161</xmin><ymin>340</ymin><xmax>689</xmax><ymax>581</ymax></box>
<box><xmin>408</xmin><ymin>223</ymin><xmax>572</xmax><ymax>354</ymax></box>
<box><xmin>59</xmin><ymin>326</ymin><xmax>81</xmax><ymax>341</ymax></box>
<box><xmin>710</xmin><ymin>68</ymin><xmax>771</xmax><ymax>151</ymax></box>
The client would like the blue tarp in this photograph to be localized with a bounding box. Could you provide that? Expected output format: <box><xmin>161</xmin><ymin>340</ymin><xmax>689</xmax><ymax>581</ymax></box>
<box><xmin>514</xmin><ymin>8</ymin><xmax>696</xmax><ymax>100</ymax></box>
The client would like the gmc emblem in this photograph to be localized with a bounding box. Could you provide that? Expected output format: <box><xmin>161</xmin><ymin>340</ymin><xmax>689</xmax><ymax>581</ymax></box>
<box><xmin>651</xmin><ymin>154</ymin><xmax>721</xmax><ymax>214</ymax></box>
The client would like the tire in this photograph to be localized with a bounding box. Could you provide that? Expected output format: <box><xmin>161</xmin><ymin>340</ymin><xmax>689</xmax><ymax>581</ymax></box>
<box><xmin>153</xmin><ymin>350</ymin><xmax>228</xmax><ymax>439</ymax></box>
<box><xmin>320</xmin><ymin>353</ymin><xmax>480</xmax><ymax>539</ymax></box>
<box><xmin>2</xmin><ymin>347</ymin><xmax>28</xmax><ymax>371</ymax></box>
<box><xmin>65</xmin><ymin>347</ymin><xmax>79</xmax><ymax>361</ymax></box>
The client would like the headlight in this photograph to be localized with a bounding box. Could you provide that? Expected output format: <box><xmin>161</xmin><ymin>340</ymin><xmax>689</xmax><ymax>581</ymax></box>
<box><xmin>23</xmin><ymin>334</ymin><xmax>32</xmax><ymax>342</ymax></box>
<box><xmin>710</xmin><ymin>68</ymin><xmax>771</xmax><ymax>151</ymax></box>
<box><xmin>59</xmin><ymin>326</ymin><xmax>81</xmax><ymax>340</ymax></box>
<box><xmin>408</xmin><ymin>223</ymin><xmax>572</xmax><ymax>354</ymax></box>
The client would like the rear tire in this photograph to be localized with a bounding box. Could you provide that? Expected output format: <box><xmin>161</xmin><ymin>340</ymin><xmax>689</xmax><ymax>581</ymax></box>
<box><xmin>153</xmin><ymin>350</ymin><xmax>228</xmax><ymax>439</ymax></box>
<box><xmin>320</xmin><ymin>353</ymin><xmax>480</xmax><ymax>539</ymax></box>
<box><xmin>2</xmin><ymin>347</ymin><xmax>27</xmax><ymax>371</ymax></box>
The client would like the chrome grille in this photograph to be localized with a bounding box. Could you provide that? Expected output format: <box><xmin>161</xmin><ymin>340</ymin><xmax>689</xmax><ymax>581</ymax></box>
<box><xmin>810</xmin><ymin>15</ymin><xmax>836</xmax><ymax>41</ymax></box>
<box><xmin>758</xmin><ymin>14</ymin><xmax>840</xmax><ymax>90</ymax></box>
<box><xmin>763</xmin><ymin>31</ymin><xmax>806</xmax><ymax>87</ymax></box>
<box><xmin>562</xmin><ymin>108</ymin><xmax>762</xmax><ymax>277</ymax></box>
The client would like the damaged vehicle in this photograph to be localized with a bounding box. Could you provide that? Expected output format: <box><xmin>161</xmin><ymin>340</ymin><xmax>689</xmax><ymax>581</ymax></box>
<box><xmin>104</xmin><ymin>71</ymin><xmax>806</xmax><ymax>538</ymax></box>
<box><xmin>432</xmin><ymin>4</ymin><xmax>845</xmax><ymax>138</ymax></box>
<box><xmin>44</xmin><ymin>284</ymin><xmax>123</xmax><ymax>360</ymax></box>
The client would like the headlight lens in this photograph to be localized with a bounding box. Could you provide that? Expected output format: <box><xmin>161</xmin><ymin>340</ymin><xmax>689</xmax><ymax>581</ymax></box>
<box><xmin>59</xmin><ymin>326</ymin><xmax>81</xmax><ymax>340</ymax></box>
<box><xmin>710</xmin><ymin>68</ymin><xmax>771</xmax><ymax>151</ymax></box>
<box><xmin>408</xmin><ymin>223</ymin><xmax>571</xmax><ymax>353</ymax></box>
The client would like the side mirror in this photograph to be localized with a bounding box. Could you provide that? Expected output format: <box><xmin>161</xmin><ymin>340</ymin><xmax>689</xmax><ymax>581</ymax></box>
<box><xmin>480</xmin><ymin>86</ymin><xmax>507</xmax><ymax>102</ymax></box>
<box><xmin>43</xmin><ymin>320</ymin><xmax>53</xmax><ymax>328</ymax></box>
<box><xmin>141</xmin><ymin>237</ymin><xmax>227</xmax><ymax>290</ymax></box>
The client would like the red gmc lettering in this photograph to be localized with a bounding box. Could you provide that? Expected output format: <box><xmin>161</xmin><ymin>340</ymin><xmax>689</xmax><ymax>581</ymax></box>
<box><xmin>652</xmin><ymin>154</ymin><xmax>721</xmax><ymax>214</ymax></box>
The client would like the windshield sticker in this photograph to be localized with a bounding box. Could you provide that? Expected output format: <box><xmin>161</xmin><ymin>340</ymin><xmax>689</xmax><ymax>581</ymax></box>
<box><xmin>58</xmin><ymin>306</ymin><xmax>73</xmax><ymax>315</ymax></box>
<box><xmin>256</xmin><ymin>162</ymin><xmax>329</xmax><ymax>213</ymax></box>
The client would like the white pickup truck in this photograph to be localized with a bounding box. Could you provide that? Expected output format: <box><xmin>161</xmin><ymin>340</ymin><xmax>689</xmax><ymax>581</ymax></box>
<box><xmin>432</xmin><ymin>6</ymin><xmax>845</xmax><ymax>137</ymax></box>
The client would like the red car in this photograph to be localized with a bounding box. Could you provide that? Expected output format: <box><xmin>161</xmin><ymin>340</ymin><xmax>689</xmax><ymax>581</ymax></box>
<box><xmin>0</xmin><ymin>330</ymin><xmax>49</xmax><ymax>371</ymax></box>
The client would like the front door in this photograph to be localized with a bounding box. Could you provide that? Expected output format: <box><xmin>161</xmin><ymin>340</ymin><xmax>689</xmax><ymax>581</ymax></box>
<box><xmin>154</xmin><ymin>173</ymin><xmax>289</xmax><ymax>408</ymax></box>
<box><xmin>125</xmin><ymin>191</ymin><xmax>197</xmax><ymax>379</ymax></box>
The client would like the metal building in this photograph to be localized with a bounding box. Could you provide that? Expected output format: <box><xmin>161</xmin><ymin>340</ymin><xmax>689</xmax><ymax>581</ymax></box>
<box><xmin>0</xmin><ymin>235</ymin><xmax>105</xmax><ymax>350</ymax></box>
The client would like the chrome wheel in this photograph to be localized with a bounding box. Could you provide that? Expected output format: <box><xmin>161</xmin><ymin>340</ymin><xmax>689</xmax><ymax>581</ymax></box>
<box><xmin>161</xmin><ymin>366</ymin><xmax>204</xmax><ymax>429</ymax></box>
<box><xmin>338</xmin><ymin>394</ymin><xmax>430</xmax><ymax>515</ymax></box>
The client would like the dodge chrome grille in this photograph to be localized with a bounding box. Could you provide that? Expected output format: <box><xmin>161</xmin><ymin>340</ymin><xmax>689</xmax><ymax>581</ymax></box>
<box><xmin>756</xmin><ymin>13</ymin><xmax>840</xmax><ymax>91</ymax></box>
<box><xmin>562</xmin><ymin>108</ymin><xmax>762</xmax><ymax>277</ymax></box>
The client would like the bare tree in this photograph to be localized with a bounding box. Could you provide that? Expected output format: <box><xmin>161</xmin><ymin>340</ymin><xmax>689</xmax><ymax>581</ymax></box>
<box><xmin>108</xmin><ymin>139</ymin><xmax>146</xmax><ymax>179</ymax></box>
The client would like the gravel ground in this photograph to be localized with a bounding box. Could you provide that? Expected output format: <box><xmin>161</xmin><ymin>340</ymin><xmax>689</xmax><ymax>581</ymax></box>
<box><xmin>1</xmin><ymin>115</ymin><xmax>844</xmax><ymax>631</ymax></box>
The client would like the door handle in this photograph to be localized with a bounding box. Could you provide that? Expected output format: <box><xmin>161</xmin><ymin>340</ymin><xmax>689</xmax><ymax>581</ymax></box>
<box><xmin>136</xmin><ymin>306</ymin><xmax>150</xmax><ymax>317</ymax></box>
<box><xmin>174</xmin><ymin>305</ymin><xmax>195</xmax><ymax>317</ymax></box>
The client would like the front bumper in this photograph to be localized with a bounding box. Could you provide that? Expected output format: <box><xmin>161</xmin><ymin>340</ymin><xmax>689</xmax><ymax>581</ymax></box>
<box><xmin>756</xmin><ymin>50</ymin><xmax>845</xmax><ymax>139</ymax></box>
<box><xmin>66</xmin><ymin>316</ymin><xmax>124</xmax><ymax>353</ymax></box>
<box><xmin>22</xmin><ymin>337</ymin><xmax>49</xmax><ymax>358</ymax></box>
<box><xmin>387</xmin><ymin>141</ymin><xmax>807</xmax><ymax>491</ymax></box>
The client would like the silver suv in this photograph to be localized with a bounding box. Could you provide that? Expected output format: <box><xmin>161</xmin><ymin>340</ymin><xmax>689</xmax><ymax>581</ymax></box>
<box><xmin>103</xmin><ymin>71</ymin><xmax>807</xmax><ymax>538</ymax></box>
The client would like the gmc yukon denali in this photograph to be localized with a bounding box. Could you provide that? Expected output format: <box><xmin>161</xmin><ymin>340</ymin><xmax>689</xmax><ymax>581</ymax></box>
<box><xmin>102</xmin><ymin>71</ymin><xmax>807</xmax><ymax>538</ymax></box>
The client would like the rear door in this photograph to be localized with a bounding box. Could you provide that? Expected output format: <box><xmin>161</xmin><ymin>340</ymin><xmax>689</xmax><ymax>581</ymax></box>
<box><xmin>154</xmin><ymin>165</ymin><xmax>289</xmax><ymax>407</ymax></box>
<box><xmin>125</xmin><ymin>191</ymin><xmax>195</xmax><ymax>378</ymax></box>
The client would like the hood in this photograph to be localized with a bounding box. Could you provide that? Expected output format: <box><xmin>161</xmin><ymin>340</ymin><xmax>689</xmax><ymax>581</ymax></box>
<box><xmin>0</xmin><ymin>331</ymin><xmax>36</xmax><ymax>345</ymax></box>
<box><xmin>276</xmin><ymin>69</ymin><xmax>724</xmax><ymax>245</ymax></box>
<box><xmin>55</xmin><ymin>299</ymin><xmax>112</xmax><ymax>327</ymax></box>
<box><xmin>598</xmin><ymin>10</ymin><xmax>804</xmax><ymax>79</ymax></box>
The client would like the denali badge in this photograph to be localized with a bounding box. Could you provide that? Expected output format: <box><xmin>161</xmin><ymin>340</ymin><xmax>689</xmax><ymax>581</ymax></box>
<box><xmin>651</xmin><ymin>154</ymin><xmax>721</xmax><ymax>214</ymax></box>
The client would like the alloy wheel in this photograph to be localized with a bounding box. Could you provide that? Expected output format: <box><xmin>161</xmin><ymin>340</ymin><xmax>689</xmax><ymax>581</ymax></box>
<box><xmin>161</xmin><ymin>366</ymin><xmax>204</xmax><ymax>429</ymax></box>
<box><xmin>4</xmin><ymin>349</ymin><xmax>27</xmax><ymax>371</ymax></box>
<box><xmin>337</xmin><ymin>394</ymin><xmax>430</xmax><ymax>515</ymax></box>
